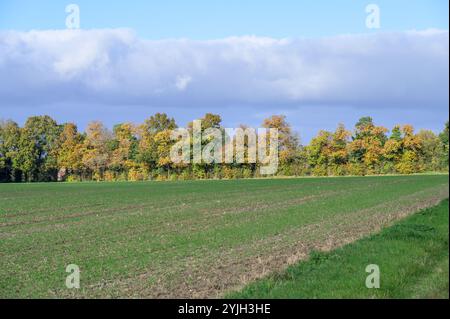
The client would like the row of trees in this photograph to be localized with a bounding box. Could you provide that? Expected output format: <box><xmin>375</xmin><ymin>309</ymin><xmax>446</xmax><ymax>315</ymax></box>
<box><xmin>0</xmin><ymin>114</ymin><xmax>448</xmax><ymax>182</ymax></box>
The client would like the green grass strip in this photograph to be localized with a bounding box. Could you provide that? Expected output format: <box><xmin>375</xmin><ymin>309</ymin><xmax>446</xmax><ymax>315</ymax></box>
<box><xmin>229</xmin><ymin>199</ymin><xmax>449</xmax><ymax>299</ymax></box>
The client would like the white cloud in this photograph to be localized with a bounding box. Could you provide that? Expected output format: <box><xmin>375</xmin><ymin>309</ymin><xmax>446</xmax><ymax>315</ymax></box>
<box><xmin>0</xmin><ymin>28</ymin><xmax>448</xmax><ymax>110</ymax></box>
<box><xmin>175</xmin><ymin>75</ymin><xmax>192</xmax><ymax>91</ymax></box>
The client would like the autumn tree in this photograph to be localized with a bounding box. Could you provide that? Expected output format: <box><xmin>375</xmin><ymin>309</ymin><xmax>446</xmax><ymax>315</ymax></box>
<box><xmin>329</xmin><ymin>124</ymin><xmax>351</xmax><ymax>175</ymax></box>
<box><xmin>81</xmin><ymin>121</ymin><xmax>112</xmax><ymax>181</ymax></box>
<box><xmin>138</xmin><ymin>113</ymin><xmax>177</xmax><ymax>176</ymax></box>
<box><xmin>307</xmin><ymin>130</ymin><xmax>332</xmax><ymax>176</ymax></box>
<box><xmin>109</xmin><ymin>123</ymin><xmax>140</xmax><ymax>180</ymax></box>
<box><xmin>348</xmin><ymin>117</ymin><xmax>388</xmax><ymax>175</ymax></box>
<box><xmin>306</xmin><ymin>124</ymin><xmax>349</xmax><ymax>176</ymax></box>
<box><xmin>187</xmin><ymin>113</ymin><xmax>223</xmax><ymax>179</ymax></box>
<box><xmin>154</xmin><ymin>130</ymin><xmax>174</xmax><ymax>179</ymax></box>
<box><xmin>230</xmin><ymin>124</ymin><xmax>258</xmax><ymax>178</ymax></box>
<box><xmin>416</xmin><ymin>130</ymin><xmax>440</xmax><ymax>172</ymax></box>
<box><xmin>383</xmin><ymin>125</ymin><xmax>403</xmax><ymax>173</ymax></box>
<box><xmin>262</xmin><ymin>115</ymin><xmax>299</xmax><ymax>175</ymax></box>
<box><xmin>395</xmin><ymin>125</ymin><xmax>422</xmax><ymax>174</ymax></box>
<box><xmin>56</xmin><ymin>123</ymin><xmax>85</xmax><ymax>181</ymax></box>
<box><xmin>1</xmin><ymin>115</ymin><xmax>446</xmax><ymax>182</ymax></box>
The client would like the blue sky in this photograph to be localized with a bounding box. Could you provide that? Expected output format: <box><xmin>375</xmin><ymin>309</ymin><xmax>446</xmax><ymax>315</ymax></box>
<box><xmin>0</xmin><ymin>0</ymin><xmax>448</xmax><ymax>38</ymax></box>
<box><xmin>0</xmin><ymin>1</ymin><xmax>448</xmax><ymax>142</ymax></box>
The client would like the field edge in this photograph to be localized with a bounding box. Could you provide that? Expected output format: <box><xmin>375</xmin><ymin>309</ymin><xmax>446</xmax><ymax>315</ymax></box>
<box><xmin>227</xmin><ymin>198</ymin><xmax>450</xmax><ymax>299</ymax></box>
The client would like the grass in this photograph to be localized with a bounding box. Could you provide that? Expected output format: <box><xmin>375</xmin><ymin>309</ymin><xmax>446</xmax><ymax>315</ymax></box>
<box><xmin>229</xmin><ymin>199</ymin><xmax>449</xmax><ymax>299</ymax></box>
<box><xmin>0</xmin><ymin>174</ymin><xmax>448</xmax><ymax>298</ymax></box>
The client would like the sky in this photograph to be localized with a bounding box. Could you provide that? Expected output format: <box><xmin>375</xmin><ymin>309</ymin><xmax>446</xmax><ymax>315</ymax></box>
<box><xmin>0</xmin><ymin>0</ymin><xmax>448</xmax><ymax>142</ymax></box>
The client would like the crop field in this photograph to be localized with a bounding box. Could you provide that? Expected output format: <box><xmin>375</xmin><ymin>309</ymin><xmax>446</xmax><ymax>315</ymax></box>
<box><xmin>230</xmin><ymin>199</ymin><xmax>449</xmax><ymax>299</ymax></box>
<box><xmin>0</xmin><ymin>175</ymin><xmax>448</xmax><ymax>298</ymax></box>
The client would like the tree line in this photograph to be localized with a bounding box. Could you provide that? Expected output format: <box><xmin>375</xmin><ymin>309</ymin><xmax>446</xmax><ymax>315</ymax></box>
<box><xmin>0</xmin><ymin>114</ymin><xmax>448</xmax><ymax>182</ymax></box>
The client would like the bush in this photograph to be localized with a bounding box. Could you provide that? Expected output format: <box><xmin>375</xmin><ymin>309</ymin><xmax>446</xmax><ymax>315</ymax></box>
<box><xmin>222</xmin><ymin>166</ymin><xmax>234</xmax><ymax>179</ymax></box>
<box><xmin>242</xmin><ymin>168</ymin><xmax>253</xmax><ymax>179</ymax></box>
<box><xmin>104</xmin><ymin>171</ymin><xmax>116</xmax><ymax>182</ymax></box>
<box><xmin>396</xmin><ymin>151</ymin><xmax>418</xmax><ymax>174</ymax></box>
<box><xmin>346</xmin><ymin>163</ymin><xmax>365</xmax><ymax>176</ymax></box>
<box><xmin>192</xmin><ymin>165</ymin><xmax>206</xmax><ymax>179</ymax></box>
<box><xmin>179</xmin><ymin>169</ymin><xmax>192</xmax><ymax>180</ymax></box>
<box><xmin>66</xmin><ymin>175</ymin><xmax>80</xmax><ymax>183</ymax></box>
<box><xmin>312</xmin><ymin>165</ymin><xmax>328</xmax><ymax>176</ymax></box>
<box><xmin>128</xmin><ymin>167</ymin><xmax>145</xmax><ymax>181</ymax></box>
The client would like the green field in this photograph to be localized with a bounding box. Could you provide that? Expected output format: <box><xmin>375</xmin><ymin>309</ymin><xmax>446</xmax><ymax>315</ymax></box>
<box><xmin>0</xmin><ymin>175</ymin><xmax>448</xmax><ymax>298</ymax></box>
<box><xmin>229</xmin><ymin>199</ymin><xmax>449</xmax><ymax>299</ymax></box>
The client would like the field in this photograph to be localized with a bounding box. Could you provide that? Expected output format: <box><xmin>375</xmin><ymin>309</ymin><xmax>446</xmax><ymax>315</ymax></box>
<box><xmin>230</xmin><ymin>199</ymin><xmax>449</xmax><ymax>299</ymax></box>
<box><xmin>0</xmin><ymin>175</ymin><xmax>448</xmax><ymax>298</ymax></box>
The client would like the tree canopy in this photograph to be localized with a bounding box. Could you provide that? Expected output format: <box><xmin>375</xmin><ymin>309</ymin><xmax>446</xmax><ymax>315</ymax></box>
<box><xmin>0</xmin><ymin>115</ymin><xmax>448</xmax><ymax>182</ymax></box>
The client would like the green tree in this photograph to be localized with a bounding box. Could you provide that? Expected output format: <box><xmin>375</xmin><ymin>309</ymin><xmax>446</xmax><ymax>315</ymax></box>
<box><xmin>1</xmin><ymin>114</ymin><xmax>447</xmax><ymax>182</ymax></box>
<box><xmin>16</xmin><ymin>116</ymin><xmax>61</xmax><ymax>182</ymax></box>
<box><xmin>0</xmin><ymin>120</ymin><xmax>21</xmax><ymax>182</ymax></box>
<box><xmin>438</xmin><ymin>121</ymin><xmax>449</xmax><ymax>170</ymax></box>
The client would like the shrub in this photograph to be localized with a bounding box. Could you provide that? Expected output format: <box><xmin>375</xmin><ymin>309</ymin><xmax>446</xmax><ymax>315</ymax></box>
<box><xmin>66</xmin><ymin>175</ymin><xmax>80</xmax><ymax>183</ymax></box>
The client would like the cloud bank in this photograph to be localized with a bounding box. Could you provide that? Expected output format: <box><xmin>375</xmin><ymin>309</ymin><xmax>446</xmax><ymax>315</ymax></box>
<box><xmin>0</xmin><ymin>28</ymin><xmax>448</xmax><ymax>109</ymax></box>
<box><xmin>0</xmin><ymin>29</ymin><xmax>448</xmax><ymax>142</ymax></box>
